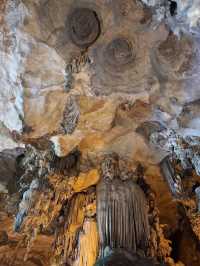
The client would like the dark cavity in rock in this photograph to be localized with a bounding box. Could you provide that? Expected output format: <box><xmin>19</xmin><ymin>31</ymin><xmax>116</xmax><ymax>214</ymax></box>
<box><xmin>68</xmin><ymin>8</ymin><xmax>101</xmax><ymax>48</ymax></box>
<box><xmin>169</xmin><ymin>1</ymin><xmax>177</xmax><ymax>16</ymax></box>
<box><xmin>0</xmin><ymin>231</ymin><xmax>8</xmax><ymax>246</ymax></box>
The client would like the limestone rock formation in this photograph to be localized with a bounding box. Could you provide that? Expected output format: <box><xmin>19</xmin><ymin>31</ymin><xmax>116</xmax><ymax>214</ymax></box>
<box><xmin>141</xmin><ymin>0</ymin><xmax>200</xmax><ymax>37</ymax></box>
<box><xmin>0</xmin><ymin>0</ymin><xmax>200</xmax><ymax>266</ymax></box>
<box><xmin>96</xmin><ymin>153</ymin><xmax>150</xmax><ymax>256</ymax></box>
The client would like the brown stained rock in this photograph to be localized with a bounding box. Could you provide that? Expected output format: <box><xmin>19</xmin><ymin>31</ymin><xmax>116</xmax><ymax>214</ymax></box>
<box><xmin>114</xmin><ymin>100</ymin><xmax>153</xmax><ymax>129</ymax></box>
<box><xmin>21</xmin><ymin>0</ymin><xmax>103</xmax><ymax>61</ymax></box>
<box><xmin>111</xmin><ymin>0</ymin><xmax>145</xmax><ymax>24</ymax></box>
<box><xmin>69</xmin><ymin>169</ymin><xmax>100</xmax><ymax>193</ymax></box>
<box><xmin>190</xmin><ymin>213</ymin><xmax>200</xmax><ymax>240</ymax></box>
<box><xmin>77</xmin><ymin>97</ymin><xmax>118</xmax><ymax>133</ymax></box>
<box><xmin>159</xmin><ymin>34</ymin><xmax>189</xmax><ymax>64</ymax></box>
<box><xmin>105</xmin><ymin>127</ymin><xmax>155</xmax><ymax>162</ymax></box>
<box><xmin>79</xmin><ymin>132</ymin><xmax>106</xmax><ymax>156</ymax></box>
<box><xmin>0</xmin><ymin>231</ymin><xmax>8</xmax><ymax>246</ymax></box>
<box><xmin>177</xmin><ymin>219</ymin><xmax>200</xmax><ymax>266</ymax></box>
<box><xmin>79</xmin><ymin>126</ymin><xmax>156</xmax><ymax>167</ymax></box>
<box><xmin>0</xmin><ymin>0</ymin><xmax>6</xmax><ymax>25</ymax></box>
<box><xmin>145</xmin><ymin>165</ymin><xmax>179</xmax><ymax>229</ymax></box>
<box><xmin>0</xmin><ymin>213</ymin><xmax>53</xmax><ymax>266</ymax></box>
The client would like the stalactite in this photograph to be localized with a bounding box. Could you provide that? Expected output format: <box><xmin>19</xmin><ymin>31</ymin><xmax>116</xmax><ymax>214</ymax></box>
<box><xmin>14</xmin><ymin>179</ymin><xmax>40</xmax><ymax>232</ymax></box>
<box><xmin>96</xmin><ymin>153</ymin><xmax>150</xmax><ymax>256</ymax></box>
<box><xmin>65</xmin><ymin>51</ymin><xmax>91</xmax><ymax>92</ymax></box>
<box><xmin>160</xmin><ymin>156</ymin><xmax>184</xmax><ymax>198</ymax></box>
<box><xmin>66</xmin><ymin>52</ymin><xmax>91</xmax><ymax>75</ymax></box>
<box><xmin>60</xmin><ymin>96</ymin><xmax>80</xmax><ymax>135</ymax></box>
<box><xmin>49</xmin><ymin>149</ymin><xmax>81</xmax><ymax>176</ymax></box>
<box><xmin>14</xmin><ymin>166</ymin><xmax>99</xmax><ymax>265</ymax></box>
<box><xmin>150</xmin><ymin>130</ymin><xmax>200</xmax><ymax>178</ymax></box>
<box><xmin>11</xmin><ymin>147</ymin><xmax>173</xmax><ymax>266</ymax></box>
<box><xmin>14</xmin><ymin>145</ymin><xmax>81</xmax><ymax>234</ymax></box>
<box><xmin>52</xmin><ymin>191</ymin><xmax>97</xmax><ymax>266</ymax></box>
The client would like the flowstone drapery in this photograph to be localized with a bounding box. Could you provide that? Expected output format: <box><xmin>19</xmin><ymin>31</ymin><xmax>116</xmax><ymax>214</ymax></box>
<box><xmin>96</xmin><ymin>153</ymin><xmax>150</xmax><ymax>256</ymax></box>
<box><xmin>8</xmin><ymin>147</ymin><xmax>173</xmax><ymax>266</ymax></box>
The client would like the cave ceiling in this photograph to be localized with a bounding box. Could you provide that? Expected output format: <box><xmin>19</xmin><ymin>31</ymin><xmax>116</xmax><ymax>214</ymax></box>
<box><xmin>0</xmin><ymin>0</ymin><xmax>200</xmax><ymax>266</ymax></box>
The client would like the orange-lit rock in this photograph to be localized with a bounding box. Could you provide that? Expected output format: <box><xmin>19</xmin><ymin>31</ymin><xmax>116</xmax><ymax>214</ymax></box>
<box><xmin>51</xmin><ymin>131</ymin><xmax>85</xmax><ymax>157</ymax></box>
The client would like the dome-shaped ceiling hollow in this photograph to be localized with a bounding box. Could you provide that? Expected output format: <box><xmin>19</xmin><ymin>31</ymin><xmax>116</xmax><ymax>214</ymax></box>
<box><xmin>68</xmin><ymin>7</ymin><xmax>101</xmax><ymax>48</ymax></box>
<box><xmin>104</xmin><ymin>37</ymin><xmax>135</xmax><ymax>72</ymax></box>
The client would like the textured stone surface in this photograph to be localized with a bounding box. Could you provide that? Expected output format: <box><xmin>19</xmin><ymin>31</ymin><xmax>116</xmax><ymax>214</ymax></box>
<box><xmin>51</xmin><ymin>131</ymin><xmax>84</xmax><ymax>157</ymax></box>
<box><xmin>141</xmin><ymin>0</ymin><xmax>200</xmax><ymax>37</ymax></box>
<box><xmin>0</xmin><ymin>0</ymin><xmax>200</xmax><ymax>266</ymax></box>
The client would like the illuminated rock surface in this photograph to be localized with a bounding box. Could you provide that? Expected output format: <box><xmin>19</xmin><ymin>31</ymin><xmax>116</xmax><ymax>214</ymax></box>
<box><xmin>0</xmin><ymin>0</ymin><xmax>200</xmax><ymax>266</ymax></box>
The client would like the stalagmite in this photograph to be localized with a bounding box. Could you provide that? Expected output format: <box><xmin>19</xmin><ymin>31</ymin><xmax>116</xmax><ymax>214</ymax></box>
<box><xmin>74</xmin><ymin>219</ymin><xmax>99</xmax><ymax>266</ymax></box>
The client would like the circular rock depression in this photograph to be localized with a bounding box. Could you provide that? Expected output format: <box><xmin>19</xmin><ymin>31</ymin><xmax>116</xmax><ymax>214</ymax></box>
<box><xmin>68</xmin><ymin>7</ymin><xmax>101</xmax><ymax>48</ymax></box>
<box><xmin>89</xmin><ymin>35</ymin><xmax>152</xmax><ymax>96</ymax></box>
<box><xmin>104</xmin><ymin>37</ymin><xmax>135</xmax><ymax>71</ymax></box>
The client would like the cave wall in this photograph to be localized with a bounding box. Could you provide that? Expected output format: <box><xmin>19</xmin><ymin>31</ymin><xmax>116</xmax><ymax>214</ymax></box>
<box><xmin>0</xmin><ymin>0</ymin><xmax>200</xmax><ymax>266</ymax></box>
